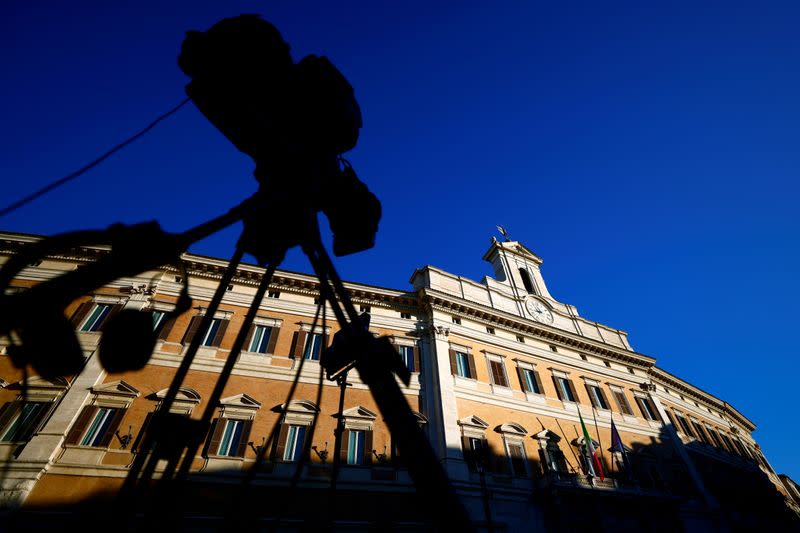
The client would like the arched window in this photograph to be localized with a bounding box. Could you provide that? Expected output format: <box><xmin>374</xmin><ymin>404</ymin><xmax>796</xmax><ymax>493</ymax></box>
<box><xmin>518</xmin><ymin>268</ymin><xmax>536</xmax><ymax>295</ymax></box>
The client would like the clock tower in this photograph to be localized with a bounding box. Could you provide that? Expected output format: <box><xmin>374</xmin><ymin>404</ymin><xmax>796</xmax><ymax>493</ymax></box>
<box><xmin>482</xmin><ymin>236</ymin><xmax>569</xmax><ymax>324</ymax></box>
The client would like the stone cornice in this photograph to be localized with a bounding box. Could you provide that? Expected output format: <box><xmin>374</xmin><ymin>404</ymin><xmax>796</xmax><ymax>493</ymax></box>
<box><xmin>0</xmin><ymin>232</ymin><xmax>419</xmax><ymax>311</ymax></box>
<box><xmin>419</xmin><ymin>287</ymin><xmax>653</xmax><ymax>369</ymax></box>
<box><xmin>649</xmin><ymin>367</ymin><xmax>755</xmax><ymax>432</ymax></box>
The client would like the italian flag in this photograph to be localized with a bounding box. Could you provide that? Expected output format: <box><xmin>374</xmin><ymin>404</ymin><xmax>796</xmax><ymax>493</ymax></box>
<box><xmin>578</xmin><ymin>408</ymin><xmax>605</xmax><ymax>480</ymax></box>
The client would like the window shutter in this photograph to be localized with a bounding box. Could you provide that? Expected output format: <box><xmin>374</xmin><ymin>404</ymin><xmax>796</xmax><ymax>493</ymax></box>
<box><xmin>665</xmin><ymin>410</ymin><xmax>678</xmax><ymax>429</ymax></box>
<box><xmin>552</xmin><ymin>376</ymin><xmax>564</xmax><ymax>400</ymax></box>
<box><xmin>242</xmin><ymin>325</ymin><xmax>255</xmax><ymax>352</ymax></box>
<box><xmin>274</xmin><ymin>423</ymin><xmax>289</xmax><ymax>461</ymax></box>
<box><xmin>467</xmin><ymin>353</ymin><xmax>477</xmax><ymax>380</ymax></box>
<box><xmin>98</xmin><ymin>304</ymin><xmax>124</xmax><ymax>332</ymax></box>
<box><xmin>635</xmin><ymin>398</ymin><xmax>647</xmax><ymax>418</ymax></box>
<box><xmin>98</xmin><ymin>408</ymin><xmax>126</xmax><ymax>447</ymax></box>
<box><xmin>266</xmin><ymin>327</ymin><xmax>280</xmax><ymax>354</ymax></box>
<box><xmin>566</xmin><ymin>379</ymin><xmax>579</xmax><ymax>403</ymax></box>
<box><xmin>205</xmin><ymin>418</ymin><xmax>226</xmax><ymax>456</ymax></box>
<box><xmin>0</xmin><ymin>401</ymin><xmax>22</xmax><ymax>436</ymax></box>
<box><xmin>132</xmin><ymin>412</ymin><xmax>154</xmax><ymax>453</ymax></box>
<box><xmin>449</xmin><ymin>349</ymin><xmax>458</xmax><ymax>375</ymax></box>
<box><xmin>17</xmin><ymin>403</ymin><xmax>50</xmax><ymax>442</ymax></box>
<box><xmin>490</xmin><ymin>361</ymin><xmax>506</xmax><ymax>386</ymax></box>
<box><xmin>235</xmin><ymin>419</ymin><xmax>253</xmax><ymax>457</ymax></box>
<box><xmin>182</xmin><ymin>316</ymin><xmax>203</xmax><ymax>345</ymax></box>
<box><xmin>65</xmin><ymin>405</ymin><xmax>98</xmax><ymax>445</ymax></box>
<box><xmin>291</xmin><ymin>331</ymin><xmax>307</xmax><ymax>358</ymax></box>
<box><xmin>69</xmin><ymin>302</ymin><xmax>94</xmax><ymax>328</ymax></box>
<box><xmin>493</xmin><ymin>449</ymin><xmax>510</xmax><ymax>475</ymax></box>
<box><xmin>157</xmin><ymin>315</ymin><xmax>176</xmax><ymax>340</ymax></box>
<box><xmin>584</xmin><ymin>384</ymin><xmax>597</xmax><ymax>408</ymax></box>
<box><xmin>211</xmin><ymin>319</ymin><xmax>229</xmax><ymax>347</ymax></box>
<box><xmin>461</xmin><ymin>436</ymin><xmax>474</xmax><ymax>471</ymax></box>
<box><xmin>616</xmin><ymin>391</ymin><xmax>633</xmax><ymax>415</ymax></box>
<box><xmin>648</xmin><ymin>399</ymin><xmax>663</xmax><ymax>422</ymax></box>
<box><xmin>339</xmin><ymin>429</ymin><xmax>350</xmax><ymax>463</ymax></box>
<box><xmin>532</xmin><ymin>370</ymin><xmax>544</xmax><ymax>395</ymax></box>
<box><xmin>516</xmin><ymin>367</ymin><xmax>529</xmax><ymax>393</ymax></box>
<box><xmin>364</xmin><ymin>430</ymin><xmax>373</xmax><ymax>465</ymax></box>
<box><xmin>412</xmin><ymin>346</ymin><xmax>421</xmax><ymax>374</ymax></box>
<box><xmin>598</xmin><ymin>388</ymin><xmax>610</xmax><ymax>410</ymax></box>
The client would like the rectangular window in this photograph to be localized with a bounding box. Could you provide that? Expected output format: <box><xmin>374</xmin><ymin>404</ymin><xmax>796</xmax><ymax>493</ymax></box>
<box><xmin>719</xmin><ymin>433</ymin><xmax>735</xmax><ymax>452</ymax></box>
<box><xmin>152</xmin><ymin>310</ymin><xmax>166</xmax><ymax>331</ymax></box>
<box><xmin>586</xmin><ymin>384</ymin><xmax>609</xmax><ymax>410</ymax></box>
<box><xmin>507</xmin><ymin>442</ymin><xmax>527</xmax><ymax>477</ymax></box>
<box><xmin>347</xmin><ymin>429</ymin><xmax>365</xmax><ymax>465</ymax></box>
<box><xmin>611</xmin><ymin>389</ymin><xmax>633</xmax><ymax>416</ymax></box>
<box><xmin>80</xmin><ymin>407</ymin><xmax>119</xmax><ymax>447</ymax></box>
<box><xmin>555</xmin><ymin>376</ymin><xmax>576</xmax><ymax>402</ymax></box>
<box><xmin>248</xmin><ymin>325</ymin><xmax>274</xmax><ymax>354</ymax></box>
<box><xmin>692</xmin><ymin>421</ymin><xmax>709</xmax><ymax>442</ymax></box>
<box><xmin>520</xmin><ymin>368</ymin><xmax>541</xmax><ymax>394</ymax></box>
<box><xmin>674</xmin><ymin>413</ymin><xmax>694</xmax><ymax>436</ymax></box>
<box><xmin>201</xmin><ymin>318</ymin><xmax>222</xmax><ymax>347</ymax></box>
<box><xmin>217</xmin><ymin>419</ymin><xmax>245</xmax><ymax>456</ymax></box>
<box><xmin>455</xmin><ymin>352</ymin><xmax>471</xmax><ymax>378</ymax></box>
<box><xmin>80</xmin><ymin>304</ymin><xmax>113</xmax><ymax>332</ymax></box>
<box><xmin>707</xmin><ymin>428</ymin><xmax>724</xmax><ymax>449</ymax></box>
<box><xmin>398</xmin><ymin>345</ymin><xmax>415</xmax><ymax>373</ymax></box>
<box><xmin>282</xmin><ymin>425</ymin><xmax>307</xmax><ymax>462</ymax></box>
<box><xmin>489</xmin><ymin>360</ymin><xmax>508</xmax><ymax>387</ymax></box>
<box><xmin>465</xmin><ymin>436</ymin><xmax>485</xmax><ymax>472</ymax></box>
<box><xmin>636</xmin><ymin>397</ymin><xmax>659</xmax><ymax>422</ymax></box>
<box><xmin>303</xmin><ymin>333</ymin><xmax>323</xmax><ymax>361</ymax></box>
<box><xmin>0</xmin><ymin>402</ymin><xmax>49</xmax><ymax>442</ymax></box>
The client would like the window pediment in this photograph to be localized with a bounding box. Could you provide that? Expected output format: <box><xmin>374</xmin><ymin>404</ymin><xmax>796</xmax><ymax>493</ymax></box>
<box><xmin>535</xmin><ymin>429</ymin><xmax>561</xmax><ymax>443</ymax></box>
<box><xmin>340</xmin><ymin>406</ymin><xmax>377</xmax><ymax>420</ymax></box>
<box><xmin>153</xmin><ymin>387</ymin><xmax>201</xmax><ymax>415</ymax></box>
<box><xmin>155</xmin><ymin>387</ymin><xmax>201</xmax><ymax>403</ymax></box>
<box><xmin>91</xmin><ymin>380</ymin><xmax>140</xmax><ymax>398</ymax></box>
<box><xmin>496</xmin><ymin>422</ymin><xmax>527</xmax><ymax>436</ymax></box>
<box><xmin>340</xmin><ymin>405</ymin><xmax>376</xmax><ymax>431</ymax></box>
<box><xmin>220</xmin><ymin>393</ymin><xmax>261</xmax><ymax>409</ymax></box>
<box><xmin>281</xmin><ymin>399</ymin><xmax>319</xmax><ymax>414</ymax></box>
<box><xmin>458</xmin><ymin>415</ymin><xmax>489</xmax><ymax>430</ymax></box>
<box><xmin>572</xmin><ymin>436</ymin><xmax>599</xmax><ymax>448</ymax></box>
<box><xmin>12</xmin><ymin>375</ymin><xmax>69</xmax><ymax>391</ymax></box>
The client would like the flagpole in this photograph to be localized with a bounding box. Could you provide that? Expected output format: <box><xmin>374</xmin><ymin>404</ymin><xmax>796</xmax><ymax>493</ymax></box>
<box><xmin>575</xmin><ymin>407</ymin><xmax>592</xmax><ymax>478</ymax></box>
<box><xmin>591</xmin><ymin>405</ymin><xmax>606</xmax><ymax>474</ymax></box>
<box><xmin>609</xmin><ymin>412</ymin><xmax>617</xmax><ymax>479</ymax></box>
<box><xmin>554</xmin><ymin>419</ymin><xmax>581</xmax><ymax>475</ymax></box>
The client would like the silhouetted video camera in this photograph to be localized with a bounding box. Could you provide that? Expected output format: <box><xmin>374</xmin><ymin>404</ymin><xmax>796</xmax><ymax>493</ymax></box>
<box><xmin>178</xmin><ymin>15</ymin><xmax>380</xmax><ymax>262</ymax></box>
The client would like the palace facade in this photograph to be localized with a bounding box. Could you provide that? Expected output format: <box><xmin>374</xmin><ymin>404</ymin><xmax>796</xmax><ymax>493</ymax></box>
<box><xmin>0</xmin><ymin>231</ymin><xmax>796</xmax><ymax>531</ymax></box>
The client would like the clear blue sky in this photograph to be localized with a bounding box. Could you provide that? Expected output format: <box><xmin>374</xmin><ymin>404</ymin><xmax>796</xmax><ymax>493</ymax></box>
<box><xmin>2</xmin><ymin>2</ymin><xmax>798</xmax><ymax>479</ymax></box>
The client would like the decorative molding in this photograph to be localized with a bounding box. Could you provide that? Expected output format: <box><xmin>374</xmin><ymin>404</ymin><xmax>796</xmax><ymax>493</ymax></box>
<box><xmin>91</xmin><ymin>380</ymin><xmax>140</xmax><ymax>398</ymax></box>
<box><xmin>458</xmin><ymin>415</ymin><xmax>489</xmax><ymax>430</ymax></box>
<box><xmin>496</xmin><ymin>422</ymin><xmax>527</xmax><ymax>436</ymax></box>
<box><xmin>220</xmin><ymin>393</ymin><xmax>261</xmax><ymax>409</ymax></box>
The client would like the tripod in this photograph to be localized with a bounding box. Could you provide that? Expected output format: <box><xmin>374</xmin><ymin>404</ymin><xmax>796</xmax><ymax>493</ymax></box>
<box><xmin>0</xmin><ymin>198</ymin><xmax>473</xmax><ymax>531</ymax></box>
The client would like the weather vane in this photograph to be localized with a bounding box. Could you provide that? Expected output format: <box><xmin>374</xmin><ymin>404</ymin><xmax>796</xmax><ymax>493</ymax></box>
<box><xmin>496</xmin><ymin>224</ymin><xmax>511</xmax><ymax>241</ymax></box>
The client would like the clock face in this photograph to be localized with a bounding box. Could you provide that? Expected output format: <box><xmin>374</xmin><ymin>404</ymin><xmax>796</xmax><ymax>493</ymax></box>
<box><xmin>525</xmin><ymin>298</ymin><xmax>553</xmax><ymax>324</ymax></box>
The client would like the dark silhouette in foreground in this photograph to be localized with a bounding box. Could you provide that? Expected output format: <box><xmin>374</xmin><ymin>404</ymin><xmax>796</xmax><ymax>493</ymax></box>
<box><xmin>0</xmin><ymin>14</ymin><xmax>471</xmax><ymax>532</ymax></box>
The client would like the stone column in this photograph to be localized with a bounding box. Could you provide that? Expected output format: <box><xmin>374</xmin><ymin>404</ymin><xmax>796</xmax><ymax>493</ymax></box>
<box><xmin>419</xmin><ymin>313</ymin><xmax>470</xmax><ymax>480</ymax></box>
